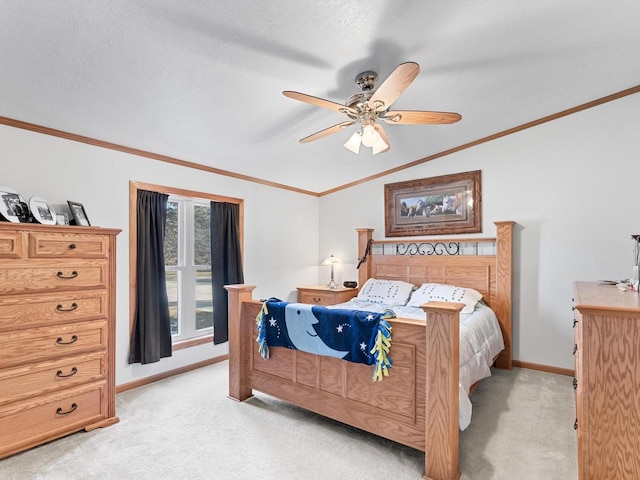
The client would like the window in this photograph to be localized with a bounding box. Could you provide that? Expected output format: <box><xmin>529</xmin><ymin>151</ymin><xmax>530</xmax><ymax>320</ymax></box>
<box><xmin>164</xmin><ymin>197</ymin><xmax>213</xmax><ymax>341</ymax></box>
<box><xmin>129</xmin><ymin>181</ymin><xmax>243</xmax><ymax>351</ymax></box>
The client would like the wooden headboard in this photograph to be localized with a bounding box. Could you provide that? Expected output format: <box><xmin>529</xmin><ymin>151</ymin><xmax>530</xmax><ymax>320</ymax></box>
<box><xmin>356</xmin><ymin>221</ymin><xmax>514</xmax><ymax>369</ymax></box>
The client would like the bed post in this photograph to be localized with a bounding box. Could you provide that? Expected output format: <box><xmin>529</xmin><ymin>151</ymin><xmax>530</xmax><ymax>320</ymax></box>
<box><xmin>356</xmin><ymin>228</ymin><xmax>374</xmax><ymax>289</ymax></box>
<box><xmin>422</xmin><ymin>301</ymin><xmax>463</xmax><ymax>480</ymax></box>
<box><xmin>493</xmin><ymin>221</ymin><xmax>514</xmax><ymax>370</ymax></box>
<box><xmin>224</xmin><ymin>284</ymin><xmax>256</xmax><ymax>402</ymax></box>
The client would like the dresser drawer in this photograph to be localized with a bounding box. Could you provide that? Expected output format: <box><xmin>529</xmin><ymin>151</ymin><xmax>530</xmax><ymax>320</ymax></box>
<box><xmin>0</xmin><ymin>352</ymin><xmax>104</xmax><ymax>406</ymax></box>
<box><xmin>299</xmin><ymin>292</ymin><xmax>336</xmax><ymax>305</ymax></box>
<box><xmin>0</xmin><ymin>260</ymin><xmax>107</xmax><ymax>294</ymax></box>
<box><xmin>28</xmin><ymin>232</ymin><xmax>109</xmax><ymax>259</ymax></box>
<box><xmin>0</xmin><ymin>320</ymin><xmax>107</xmax><ymax>368</ymax></box>
<box><xmin>0</xmin><ymin>382</ymin><xmax>106</xmax><ymax>459</ymax></box>
<box><xmin>0</xmin><ymin>231</ymin><xmax>26</xmax><ymax>259</ymax></box>
<box><xmin>298</xmin><ymin>287</ymin><xmax>358</xmax><ymax>306</ymax></box>
<box><xmin>573</xmin><ymin>307</ymin><xmax>582</xmax><ymax>434</ymax></box>
<box><xmin>573</xmin><ymin>309</ymin><xmax>583</xmax><ymax>392</ymax></box>
<box><xmin>0</xmin><ymin>290</ymin><xmax>107</xmax><ymax>331</ymax></box>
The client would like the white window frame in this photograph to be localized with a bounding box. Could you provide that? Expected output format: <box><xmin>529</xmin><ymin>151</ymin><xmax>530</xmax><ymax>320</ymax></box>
<box><xmin>166</xmin><ymin>196</ymin><xmax>213</xmax><ymax>342</ymax></box>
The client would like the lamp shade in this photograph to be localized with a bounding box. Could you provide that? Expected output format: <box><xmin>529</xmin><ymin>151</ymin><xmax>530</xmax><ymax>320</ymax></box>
<box><xmin>344</xmin><ymin>125</ymin><xmax>386</xmax><ymax>154</ymax></box>
<box><xmin>321</xmin><ymin>254</ymin><xmax>342</xmax><ymax>266</ymax></box>
<box><xmin>343</xmin><ymin>131</ymin><xmax>361</xmax><ymax>153</ymax></box>
<box><xmin>360</xmin><ymin>124</ymin><xmax>380</xmax><ymax>147</ymax></box>
<box><xmin>371</xmin><ymin>134</ymin><xmax>389</xmax><ymax>154</ymax></box>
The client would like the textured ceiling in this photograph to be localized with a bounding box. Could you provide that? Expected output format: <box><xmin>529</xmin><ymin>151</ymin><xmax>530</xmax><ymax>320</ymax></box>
<box><xmin>1</xmin><ymin>1</ymin><xmax>639</xmax><ymax>193</ymax></box>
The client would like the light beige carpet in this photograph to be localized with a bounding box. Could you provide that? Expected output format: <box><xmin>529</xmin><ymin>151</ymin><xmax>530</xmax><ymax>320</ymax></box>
<box><xmin>0</xmin><ymin>362</ymin><xmax>577</xmax><ymax>480</ymax></box>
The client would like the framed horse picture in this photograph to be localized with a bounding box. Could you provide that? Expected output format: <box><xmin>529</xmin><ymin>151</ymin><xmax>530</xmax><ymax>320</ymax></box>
<box><xmin>384</xmin><ymin>170</ymin><xmax>482</xmax><ymax>237</ymax></box>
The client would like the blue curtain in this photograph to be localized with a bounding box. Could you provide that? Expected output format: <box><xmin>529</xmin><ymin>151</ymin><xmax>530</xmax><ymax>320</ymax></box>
<box><xmin>210</xmin><ymin>202</ymin><xmax>244</xmax><ymax>344</ymax></box>
<box><xmin>129</xmin><ymin>190</ymin><xmax>172</xmax><ymax>364</ymax></box>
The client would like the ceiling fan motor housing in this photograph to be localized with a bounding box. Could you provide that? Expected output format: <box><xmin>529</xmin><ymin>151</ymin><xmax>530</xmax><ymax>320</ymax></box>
<box><xmin>355</xmin><ymin>71</ymin><xmax>378</xmax><ymax>91</ymax></box>
<box><xmin>345</xmin><ymin>92</ymin><xmax>373</xmax><ymax>110</ymax></box>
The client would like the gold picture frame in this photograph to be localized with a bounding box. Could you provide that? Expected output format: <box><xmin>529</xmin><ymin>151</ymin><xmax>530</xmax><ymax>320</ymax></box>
<box><xmin>384</xmin><ymin>170</ymin><xmax>482</xmax><ymax>237</ymax></box>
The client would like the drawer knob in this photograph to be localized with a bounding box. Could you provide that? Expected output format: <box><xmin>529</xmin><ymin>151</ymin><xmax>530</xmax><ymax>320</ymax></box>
<box><xmin>313</xmin><ymin>297</ymin><xmax>321</xmax><ymax>302</ymax></box>
<box><xmin>68</xmin><ymin>243</ymin><xmax>77</xmax><ymax>249</ymax></box>
<box><xmin>56</xmin><ymin>335</ymin><xmax>78</xmax><ymax>345</ymax></box>
<box><xmin>57</xmin><ymin>271</ymin><xmax>79</xmax><ymax>279</ymax></box>
<box><xmin>56</xmin><ymin>403</ymin><xmax>78</xmax><ymax>416</ymax></box>
<box><xmin>56</xmin><ymin>367</ymin><xmax>78</xmax><ymax>378</ymax></box>
<box><xmin>56</xmin><ymin>303</ymin><xmax>78</xmax><ymax>312</ymax></box>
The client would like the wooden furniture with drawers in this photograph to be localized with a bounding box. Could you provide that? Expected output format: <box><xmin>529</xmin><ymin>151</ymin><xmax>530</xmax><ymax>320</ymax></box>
<box><xmin>0</xmin><ymin>222</ymin><xmax>120</xmax><ymax>458</ymax></box>
<box><xmin>573</xmin><ymin>281</ymin><xmax>640</xmax><ymax>480</ymax></box>
<box><xmin>297</xmin><ymin>285</ymin><xmax>358</xmax><ymax>306</ymax></box>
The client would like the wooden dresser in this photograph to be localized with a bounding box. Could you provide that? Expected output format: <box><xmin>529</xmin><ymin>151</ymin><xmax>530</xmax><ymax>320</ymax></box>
<box><xmin>297</xmin><ymin>285</ymin><xmax>358</xmax><ymax>306</ymax></box>
<box><xmin>0</xmin><ymin>222</ymin><xmax>120</xmax><ymax>458</ymax></box>
<box><xmin>573</xmin><ymin>281</ymin><xmax>640</xmax><ymax>480</ymax></box>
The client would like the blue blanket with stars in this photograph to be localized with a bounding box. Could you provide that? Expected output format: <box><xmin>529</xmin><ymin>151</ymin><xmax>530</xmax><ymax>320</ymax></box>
<box><xmin>256</xmin><ymin>299</ymin><xmax>394</xmax><ymax>381</ymax></box>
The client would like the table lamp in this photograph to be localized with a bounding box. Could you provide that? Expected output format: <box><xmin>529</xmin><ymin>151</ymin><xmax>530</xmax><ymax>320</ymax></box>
<box><xmin>322</xmin><ymin>254</ymin><xmax>342</xmax><ymax>289</ymax></box>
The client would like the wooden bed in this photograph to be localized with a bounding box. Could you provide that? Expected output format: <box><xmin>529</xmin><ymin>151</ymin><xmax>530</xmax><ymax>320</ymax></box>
<box><xmin>225</xmin><ymin>221</ymin><xmax>514</xmax><ymax>480</ymax></box>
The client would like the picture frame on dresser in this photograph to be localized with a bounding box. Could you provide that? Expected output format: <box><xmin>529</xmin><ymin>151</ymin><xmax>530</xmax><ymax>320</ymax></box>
<box><xmin>56</xmin><ymin>213</ymin><xmax>70</xmax><ymax>226</ymax></box>
<box><xmin>0</xmin><ymin>187</ymin><xmax>30</xmax><ymax>223</ymax></box>
<box><xmin>67</xmin><ymin>201</ymin><xmax>91</xmax><ymax>226</ymax></box>
<box><xmin>29</xmin><ymin>196</ymin><xmax>56</xmax><ymax>225</ymax></box>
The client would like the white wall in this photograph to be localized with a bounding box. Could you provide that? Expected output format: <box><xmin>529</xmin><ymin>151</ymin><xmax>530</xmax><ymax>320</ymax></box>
<box><xmin>3</xmin><ymin>91</ymin><xmax>638</xmax><ymax>379</ymax></box>
<box><xmin>320</xmin><ymin>93</ymin><xmax>640</xmax><ymax>370</ymax></box>
<box><xmin>0</xmin><ymin>124</ymin><xmax>321</xmax><ymax>386</ymax></box>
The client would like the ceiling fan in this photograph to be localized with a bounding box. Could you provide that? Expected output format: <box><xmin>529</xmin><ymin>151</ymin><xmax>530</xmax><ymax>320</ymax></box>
<box><xmin>283</xmin><ymin>62</ymin><xmax>461</xmax><ymax>155</ymax></box>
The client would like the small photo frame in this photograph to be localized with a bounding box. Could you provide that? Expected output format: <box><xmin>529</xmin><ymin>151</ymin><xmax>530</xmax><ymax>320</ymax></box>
<box><xmin>0</xmin><ymin>192</ymin><xmax>22</xmax><ymax>223</ymax></box>
<box><xmin>0</xmin><ymin>187</ymin><xmax>30</xmax><ymax>223</ymax></box>
<box><xmin>29</xmin><ymin>196</ymin><xmax>57</xmax><ymax>225</ymax></box>
<box><xmin>56</xmin><ymin>213</ymin><xmax>70</xmax><ymax>226</ymax></box>
<box><xmin>67</xmin><ymin>201</ymin><xmax>91</xmax><ymax>226</ymax></box>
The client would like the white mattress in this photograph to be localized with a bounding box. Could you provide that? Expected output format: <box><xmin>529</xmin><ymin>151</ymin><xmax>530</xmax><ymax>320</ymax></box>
<box><xmin>328</xmin><ymin>299</ymin><xmax>504</xmax><ymax>430</ymax></box>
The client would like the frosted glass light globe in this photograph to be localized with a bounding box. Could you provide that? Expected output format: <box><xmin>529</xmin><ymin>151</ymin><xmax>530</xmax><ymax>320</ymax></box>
<box><xmin>361</xmin><ymin>125</ymin><xmax>379</xmax><ymax>147</ymax></box>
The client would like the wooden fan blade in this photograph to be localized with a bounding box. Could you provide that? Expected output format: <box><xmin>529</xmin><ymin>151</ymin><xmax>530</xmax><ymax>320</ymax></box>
<box><xmin>299</xmin><ymin>121</ymin><xmax>355</xmax><ymax>143</ymax></box>
<box><xmin>283</xmin><ymin>91</ymin><xmax>357</xmax><ymax>115</ymax></box>
<box><xmin>374</xmin><ymin>124</ymin><xmax>391</xmax><ymax>153</ymax></box>
<box><xmin>382</xmin><ymin>110</ymin><xmax>461</xmax><ymax>125</ymax></box>
<box><xmin>368</xmin><ymin>62</ymin><xmax>420</xmax><ymax>111</ymax></box>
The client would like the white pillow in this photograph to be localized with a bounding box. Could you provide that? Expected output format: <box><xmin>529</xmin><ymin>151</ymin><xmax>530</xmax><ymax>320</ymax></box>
<box><xmin>407</xmin><ymin>283</ymin><xmax>483</xmax><ymax>313</ymax></box>
<box><xmin>356</xmin><ymin>278</ymin><xmax>415</xmax><ymax>306</ymax></box>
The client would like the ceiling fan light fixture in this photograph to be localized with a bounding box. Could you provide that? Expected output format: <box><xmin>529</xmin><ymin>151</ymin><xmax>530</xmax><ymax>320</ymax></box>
<box><xmin>371</xmin><ymin>135</ymin><xmax>389</xmax><ymax>155</ymax></box>
<box><xmin>360</xmin><ymin>124</ymin><xmax>380</xmax><ymax>147</ymax></box>
<box><xmin>344</xmin><ymin>131</ymin><xmax>362</xmax><ymax>153</ymax></box>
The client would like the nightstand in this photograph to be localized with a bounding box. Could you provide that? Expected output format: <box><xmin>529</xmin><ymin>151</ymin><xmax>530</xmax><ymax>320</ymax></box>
<box><xmin>297</xmin><ymin>285</ymin><xmax>358</xmax><ymax>306</ymax></box>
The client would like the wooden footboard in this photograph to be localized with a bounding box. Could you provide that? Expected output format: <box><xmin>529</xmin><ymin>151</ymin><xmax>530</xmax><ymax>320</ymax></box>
<box><xmin>226</xmin><ymin>284</ymin><xmax>464</xmax><ymax>480</ymax></box>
